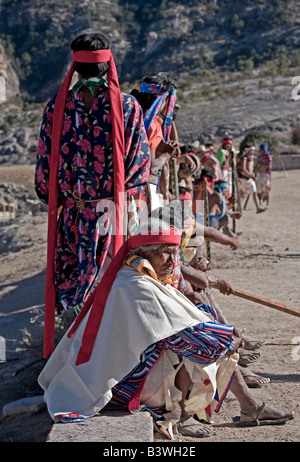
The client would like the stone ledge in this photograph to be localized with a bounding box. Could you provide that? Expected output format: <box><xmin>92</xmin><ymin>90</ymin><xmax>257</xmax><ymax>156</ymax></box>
<box><xmin>2</xmin><ymin>395</ymin><xmax>46</xmax><ymax>417</ymax></box>
<box><xmin>47</xmin><ymin>411</ymin><xmax>154</xmax><ymax>442</ymax></box>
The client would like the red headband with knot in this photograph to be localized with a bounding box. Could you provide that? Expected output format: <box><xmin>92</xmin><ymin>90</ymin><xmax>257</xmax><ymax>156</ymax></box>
<box><xmin>222</xmin><ymin>139</ymin><xmax>232</xmax><ymax>146</ymax></box>
<box><xmin>44</xmin><ymin>48</ymin><xmax>125</xmax><ymax>358</ymax></box>
<box><xmin>72</xmin><ymin>49</ymin><xmax>111</xmax><ymax>63</ymax></box>
<box><xmin>67</xmin><ymin>228</ymin><xmax>182</xmax><ymax>365</ymax></box>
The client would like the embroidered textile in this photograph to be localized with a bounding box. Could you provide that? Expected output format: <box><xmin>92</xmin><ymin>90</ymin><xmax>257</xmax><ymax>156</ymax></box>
<box><xmin>110</xmin><ymin>301</ymin><xmax>235</xmax><ymax>409</ymax></box>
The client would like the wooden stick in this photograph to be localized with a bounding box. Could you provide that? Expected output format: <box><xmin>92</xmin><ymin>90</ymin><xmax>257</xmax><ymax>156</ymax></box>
<box><xmin>231</xmin><ymin>149</ymin><xmax>242</xmax><ymax>233</ymax></box>
<box><xmin>231</xmin><ymin>155</ymin><xmax>236</xmax><ymax>233</ymax></box>
<box><xmin>243</xmin><ymin>193</ymin><xmax>250</xmax><ymax>210</ymax></box>
<box><xmin>278</xmin><ymin>154</ymin><xmax>288</xmax><ymax>178</ymax></box>
<box><xmin>231</xmin><ymin>150</ymin><xmax>242</xmax><ymax>213</ymax></box>
<box><xmin>204</xmin><ymin>179</ymin><xmax>211</xmax><ymax>268</ymax></box>
<box><xmin>170</xmin><ymin>158</ymin><xmax>179</xmax><ymax>200</ymax></box>
<box><xmin>232</xmin><ymin>288</ymin><xmax>300</xmax><ymax>318</ymax></box>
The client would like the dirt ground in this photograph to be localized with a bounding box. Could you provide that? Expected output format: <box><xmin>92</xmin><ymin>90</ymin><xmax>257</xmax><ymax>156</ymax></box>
<box><xmin>0</xmin><ymin>165</ymin><xmax>299</xmax><ymax>443</ymax></box>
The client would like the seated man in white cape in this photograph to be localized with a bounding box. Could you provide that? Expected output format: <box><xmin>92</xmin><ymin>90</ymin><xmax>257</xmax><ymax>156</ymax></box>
<box><xmin>38</xmin><ymin>226</ymin><xmax>294</xmax><ymax>439</ymax></box>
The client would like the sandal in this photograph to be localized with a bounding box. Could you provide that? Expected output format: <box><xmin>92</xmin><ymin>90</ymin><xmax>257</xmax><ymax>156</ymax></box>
<box><xmin>234</xmin><ymin>402</ymin><xmax>294</xmax><ymax>427</ymax></box>
<box><xmin>238</xmin><ymin>349</ymin><xmax>260</xmax><ymax>367</ymax></box>
<box><xmin>242</xmin><ymin>335</ymin><xmax>265</xmax><ymax>351</ymax></box>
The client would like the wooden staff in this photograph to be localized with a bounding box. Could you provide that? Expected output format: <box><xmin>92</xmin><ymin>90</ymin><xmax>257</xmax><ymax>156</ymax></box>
<box><xmin>278</xmin><ymin>154</ymin><xmax>288</xmax><ymax>178</ymax></box>
<box><xmin>203</xmin><ymin>178</ymin><xmax>211</xmax><ymax>268</ymax></box>
<box><xmin>232</xmin><ymin>288</ymin><xmax>300</xmax><ymax>318</ymax></box>
<box><xmin>231</xmin><ymin>155</ymin><xmax>236</xmax><ymax>233</ymax></box>
<box><xmin>170</xmin><ymin>157</ymin><xmax>179</xmax><ymax>200</ymax></box>
<box><xmin>243</xmin><ymin>193</ymin><xmax>250</xmax><ymax>210</ymax></box>
<box><xmin>231</xmin><ymin>150</ymin><xmax>242</xmax><ymax>233</ymax></box>
<box><xmin>232</xmin><ymin>150</ymin><xmax>242</xmax><ymax>212</ymax></box>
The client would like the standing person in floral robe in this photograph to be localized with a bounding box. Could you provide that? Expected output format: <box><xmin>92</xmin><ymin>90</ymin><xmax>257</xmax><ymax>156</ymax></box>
<box><xmin>35</xmin><ymin>32</ymin><xmax>150</xmax><ymax>355</ymax></box>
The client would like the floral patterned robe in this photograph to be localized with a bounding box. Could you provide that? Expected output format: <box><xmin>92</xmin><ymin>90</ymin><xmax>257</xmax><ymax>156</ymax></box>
<box><xmin>35</xmin><ymin>87</ymin><xmax>150</xmax><ymax>313</ymax></box>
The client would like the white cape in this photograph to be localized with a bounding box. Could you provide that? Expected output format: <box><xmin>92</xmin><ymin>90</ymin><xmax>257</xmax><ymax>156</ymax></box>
<box><xmin>38</xmin><ymin>266</ymin><xmax>237</xmax><ymax>433</ymax></box>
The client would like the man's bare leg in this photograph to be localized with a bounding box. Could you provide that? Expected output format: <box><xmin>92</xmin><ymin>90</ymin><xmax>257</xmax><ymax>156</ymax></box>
<box><xmin>253</xmin><ymin>192</ymin><xmax>265</xmax><ymax>213</ymax></box>
<box><xmin>175</xmin><ymin>363</ymin><xmax>214</xmax><ymax>437</ymax></box>
<box><xmin>230</xmin><ymin>367</ymin><xmax>294</xmax><ymax>425</ymax></box>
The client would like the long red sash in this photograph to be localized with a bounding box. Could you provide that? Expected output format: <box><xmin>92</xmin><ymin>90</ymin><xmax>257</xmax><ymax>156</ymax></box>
<box><xmin>44</xmin><ymin>49</ymin><xmax>125</xmax><ymax>358</ymax></box>
<box><xmin>67</xmin><ymin>229</ymin><xmax>181</xmax><ymax>365</ymax></box>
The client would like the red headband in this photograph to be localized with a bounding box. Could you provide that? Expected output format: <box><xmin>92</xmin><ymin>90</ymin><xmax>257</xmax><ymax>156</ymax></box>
<box><xmin>72</xmin><ymin>49</ymin><xmax>111</xmax><ymax>63</ymax></box>
<box><xmin>44</xmin><ymin>49</ymin><xmax>125</xmax><ymax>358</ymax></box>
<box><xmin>67</xmin><ymin>229</ymin><xmax>181</xmax><ymax>365</ymax></box>
<box><xmin>222</xmin><ymin>139</ymin><xmax>232</xmax><ymax>146</ymax></box>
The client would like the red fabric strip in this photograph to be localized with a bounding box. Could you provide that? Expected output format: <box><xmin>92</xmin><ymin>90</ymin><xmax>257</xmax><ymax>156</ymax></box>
<box><xmin>72</xmin><ymin>49</ymin><xmax>111</xmax><ymax>63</ymax></box>
<box><xmin>43</xmin><ymin>62</ymin><xmax>75</xmax><ymax>359</ymax></box>
<box><xmin>43</xmin><ymin>49</ymin><xmax>125</xmax><ymax>358</ymax></box>
<box><xmin>106</xmin><ymin>55</ymin><xmax>125</xmax><ymax>255</ymax></box>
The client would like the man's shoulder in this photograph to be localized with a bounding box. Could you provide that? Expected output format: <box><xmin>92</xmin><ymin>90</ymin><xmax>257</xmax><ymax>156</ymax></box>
<box><xmin>111</xmin><ymin>266</ymin><xmax>159</xmax><ymax>300</ymax></box>
<box><xmin>117</xmin><ymin>265</ymin><xmax>146</xmax><ymax>281</ymax></box>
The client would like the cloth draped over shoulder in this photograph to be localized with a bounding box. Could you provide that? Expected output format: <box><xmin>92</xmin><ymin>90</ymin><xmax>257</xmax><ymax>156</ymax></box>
<box><xmin>39</xmin><ymin>49</ymin><xmax>150</xmax><ymax>358</ymax></box>
<box><xmin>66</xmin><ymin>229</ymin><xmax>182</xmax><ymax>365</ymax></box>
<box><xmin>38</xmin><ymin>268</ymin><xmax>237</xmax><ymax>435</ymax></box>
<box><xmin>38</xmin><ymin>230</ymin><xmax>238</xmax><ymax>437</ymax></box>
<box><xmin>109</xmin><ymin>255</ymin><xmax>236</xmax><ymax>429</ymax></box>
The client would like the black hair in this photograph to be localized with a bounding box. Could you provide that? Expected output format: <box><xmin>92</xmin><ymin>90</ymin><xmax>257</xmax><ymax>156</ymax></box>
<box><xmin>200</xmin><ymin>168</ymin><xmax>216</xmax><ymax>180</ymax></box>
<box><xmin>131</xmin><ymin>71</ymin><xmax>178</xmax><ymax>112</ymax></box>
<box><xmin>180</xmin><ymin>145</ymin><xmax>188</xmax><ymax>154</ymax></box>
<box><xmin>71</xmin><ymin>31</ymin><xmax>111</xmax><ymax>78</ymax></box>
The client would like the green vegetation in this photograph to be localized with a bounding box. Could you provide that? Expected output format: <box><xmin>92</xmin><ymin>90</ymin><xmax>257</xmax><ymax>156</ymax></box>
<box><xmin>0</xmin><ymin>0</ymin><xmax>299</xmax><ymax>104</ymax></box>
<box><xmin>239</xmin><ymin>131</ymin><xmax>279</xmax><ymax>157</ymax></box>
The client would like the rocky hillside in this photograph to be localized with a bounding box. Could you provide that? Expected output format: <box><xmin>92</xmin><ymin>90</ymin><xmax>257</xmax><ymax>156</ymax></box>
<box><xmin>1</xmin><ymin>0</ymin><xmax>300</xmax><ymax>165</ymax></box>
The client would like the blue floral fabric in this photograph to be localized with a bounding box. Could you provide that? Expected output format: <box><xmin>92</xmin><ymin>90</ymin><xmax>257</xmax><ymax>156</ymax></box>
<box><xmin>35</xmin><ymin>87</ymin><xmax>150</xmax><ymax>312</ymax></box>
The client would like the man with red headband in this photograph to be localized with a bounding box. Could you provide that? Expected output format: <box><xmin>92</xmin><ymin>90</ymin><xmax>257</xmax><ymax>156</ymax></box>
<box><xmin>38</xmin><ymin>224</ymin><xmax>238</xmax><ymax>438</ymax></box>
<box><xmin>216</xmin><ymin>138</ymin><xmax>232</xmax><ymax>169</ymax></box>
<box><xmin>215</xmin><ymin>137</ymin><xmax>233</xmax><ymax>191</ymax></box>
<box><xmin>35</xmin><ymin>32</ymin><xmax>151</xmax><ymax>357</ymax></box>
<box><xmin>38</xmin><ymin>222</ymin><xmax>293</xmax><ymax>440</ymax></box>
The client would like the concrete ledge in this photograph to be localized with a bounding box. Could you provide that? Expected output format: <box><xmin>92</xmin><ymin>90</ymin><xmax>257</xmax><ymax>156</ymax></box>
<box><xmin>47</xmin><ymin>411</ymin><xmax>154</xmax><ymax>442</ymax></box>
<box><xmin>2</xmin><ymin>395</ymin><xmax>46</xmax><ymax>417</ymax></box>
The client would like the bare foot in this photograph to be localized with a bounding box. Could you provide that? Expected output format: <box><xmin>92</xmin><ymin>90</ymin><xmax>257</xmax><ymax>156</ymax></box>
<box><xmin>256</xmin><ymin>207</ymin><xmax>266</xmax><ymax>213</ymax></box>
<box><xmin>242</xmin><ymin>335</ymin><xmax>265</xmax><ymax>351</ymax></box>
<box><xmin>240</xmin><ymin>367</ymin><xmax>270</xmax><ymax>388</ymax></box>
